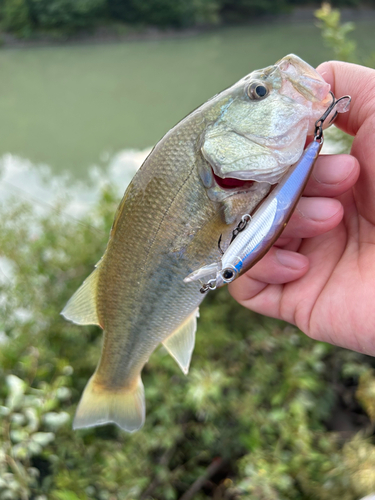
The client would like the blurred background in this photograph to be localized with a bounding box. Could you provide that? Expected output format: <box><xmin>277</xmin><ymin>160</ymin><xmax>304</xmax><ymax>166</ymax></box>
<box><xmin>1</xmin><ymin>1</ymin><xmax>375</xmax><ymax>499</ymax></box>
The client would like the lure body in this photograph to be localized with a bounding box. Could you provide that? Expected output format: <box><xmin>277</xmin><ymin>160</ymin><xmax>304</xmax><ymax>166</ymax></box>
<box><xmin>185</xmin><ymin>140</ymin><xmax>323</xmax><ymax>288</ymax></box>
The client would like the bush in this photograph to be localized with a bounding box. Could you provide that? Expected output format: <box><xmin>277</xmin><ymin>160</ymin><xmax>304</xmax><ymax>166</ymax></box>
<box><xmin>315</xmin><ymin>2</ymin><xmax>357</xmax><ymax>62</ymax></box>
<box><xmin>1</xmin><ymin>183</ymin><xmax>375</xmax><ymax>499</ymax></box>
<box><xmin>107</xmin><ymin>0</ymin><xmax>219</xmax><ymax>28</ymax></box>
<box><xmin>221</xmin><ymin>0</ymin><xmax>289</xmax><ymax>20</ymax></box>
<box><xmin>28</xmin><ymin>0</ymin><xmax>106</xmax><ymax>32</ymax></box>
<box><xmin>2</xmin><ymin>0</ymin><xmax>375</xmax><ymax>36</ymax></box>
<box><xmin>0</xmin><ymin>0</ymin><xmax>106</xmax><ymax>34</ymax></box>
<box><xmin>1</xmin><ymin>0</ymin><xmax>31</xmax><ymax>33</ymax></box>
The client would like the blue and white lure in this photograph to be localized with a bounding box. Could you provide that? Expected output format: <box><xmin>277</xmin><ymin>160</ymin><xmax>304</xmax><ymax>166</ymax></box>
<box><xmin>184</xmin><ymin>93</ymin><xmax>351</xmax><ymax>292</ymax></box>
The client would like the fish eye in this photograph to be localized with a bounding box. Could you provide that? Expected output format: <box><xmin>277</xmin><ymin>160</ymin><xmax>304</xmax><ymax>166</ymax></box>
<box><xmin>247</xmin><ymin>82</ymin><xmax>269</xmax><ymax>100</ymax></box>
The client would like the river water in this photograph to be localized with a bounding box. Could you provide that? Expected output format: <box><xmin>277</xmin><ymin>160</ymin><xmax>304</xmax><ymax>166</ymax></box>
<box><xmin>0</xmin><ymin>20</ymin><xmax>373</xmax><ymax>210</ymax></box>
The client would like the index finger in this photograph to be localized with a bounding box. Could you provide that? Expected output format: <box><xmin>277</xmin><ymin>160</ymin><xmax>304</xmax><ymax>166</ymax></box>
<box><xmin>317</xmin><ymin>61</ymin><xmax>375</xmax><ymax>136</ymax></box>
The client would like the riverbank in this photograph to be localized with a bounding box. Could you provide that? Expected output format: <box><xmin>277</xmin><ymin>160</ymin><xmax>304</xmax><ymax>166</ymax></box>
<box><xmin>1</xmin><ymin>6</ymin><xmax>374</xmax><ymax>49</ymax></box>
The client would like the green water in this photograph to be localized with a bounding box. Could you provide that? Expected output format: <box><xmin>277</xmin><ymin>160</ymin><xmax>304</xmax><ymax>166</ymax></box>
<box><xmin>0</xmin><ymin>21</ymin><xmax>373</xmax><ymax>177</ymax></box>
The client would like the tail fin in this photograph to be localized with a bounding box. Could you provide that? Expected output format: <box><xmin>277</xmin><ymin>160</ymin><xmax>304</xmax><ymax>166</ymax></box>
<box><xmin>73</xmin><ymin>374</ymin><xmax>145</xmax><ymax>433</ymax></box>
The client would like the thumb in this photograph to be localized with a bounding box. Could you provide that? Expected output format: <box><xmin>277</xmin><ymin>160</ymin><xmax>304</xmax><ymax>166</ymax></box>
<box><xmin>317</xmin><ymin>61</ymin><xmax>375</xmax><ymax>136</ymax></box>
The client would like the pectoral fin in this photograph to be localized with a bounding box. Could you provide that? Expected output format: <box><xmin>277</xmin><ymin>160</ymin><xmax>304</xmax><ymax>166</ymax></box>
<box><xmin>61</xmin><ymin>267</ymin><xmax>100</xmax><ymax>326</ymax></box>
<box><xmin>162</xmin><ymin>308</ymin><xmax>199</xmax><ymax>374</ymax></box>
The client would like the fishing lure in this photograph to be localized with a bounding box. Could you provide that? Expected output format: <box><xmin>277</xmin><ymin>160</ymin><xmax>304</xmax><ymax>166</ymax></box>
<box><xmin>185</xmin><ymin>93</ymin><xmax>351</xmax><ymax>291</ymax></box>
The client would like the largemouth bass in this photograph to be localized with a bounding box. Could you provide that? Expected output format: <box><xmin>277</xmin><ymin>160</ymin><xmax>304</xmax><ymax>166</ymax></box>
<box><xmin>62</xmin><ymin>54</ymin><xmax>334</xmax><ymax>432</ymax></box>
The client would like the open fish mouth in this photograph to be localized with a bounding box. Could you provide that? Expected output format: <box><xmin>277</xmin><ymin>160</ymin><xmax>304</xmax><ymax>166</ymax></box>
<box><xmin>211</xmin><ymin>167</ymin><xmax>255</xmax><ymax>190</ymax></box>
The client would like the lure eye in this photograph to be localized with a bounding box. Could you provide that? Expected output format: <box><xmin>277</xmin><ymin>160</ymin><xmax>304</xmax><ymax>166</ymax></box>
<box><xmin>247</xmin><ymin>82</ymin><xmax>269</xmax><ymax>100</ymax></box>
<box><xmin>222</xmin><ymin>267</ymin><xmax>236</xmax><ymax>283</ymax></box>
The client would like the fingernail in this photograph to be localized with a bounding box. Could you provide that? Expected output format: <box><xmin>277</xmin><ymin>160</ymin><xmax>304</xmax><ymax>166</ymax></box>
<box><xmin>275</xmin><ymin>249</ymin><xmax>307</xmax><ymax>269</ymax></box>
<box><xmin>297</xmin><ymin>198</ymin><xmax>341</xmax><ymax>221</ymax></box>
<box><xmin>313</xmin><ymin>156</ymin><xmax>354</xmax><ymax>184</ymax></box>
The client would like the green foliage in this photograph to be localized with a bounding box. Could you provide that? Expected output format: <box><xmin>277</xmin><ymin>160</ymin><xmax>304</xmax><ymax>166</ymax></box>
<box><xmin>290</xmin><ymin>0</ymin><xmax>364</xmax><ymax>4</ymax></box>
<box><xmin>315</xmin><ymin>2</ymin><xmax>375</xmax><ymax>69</ymax></box>
<box><xmin>314</xmin><ymin>3</ymin><xmax>375</xmax><ymax>155</ymax></box>
<box><xmin>220</xmin><ymin>0</ymin><xmax>289</xmax><ymax>20</ymax></box>
<box><xmin>0</xmin><ymin>0</ymin><xmax>105</xmax><ymax>35</ymax></box>
<box><xmin>1</xmin><ymin>0</ymin><xmax>31</xmax><ymax>34</ymax></box>
<box><xmin>1</xmin><ymin>187</ymin><xmax>375</xmax><ymax>498</ymax></box>
<box><xmin>106</xmin><ymin>0</ymin><xmax>220</xmax><ymax>28</ymax></box>
<box><xmin>315</xmin><ymin>3</ymin><xmax>357</xmax><ymax>62</ymax></box>
<box><xmin>2</xmin><ymin>0</ymin><xmax>375</xmax><ymax>36</ymax></box>
<box><xmin>357</xmin><ymin>370</ymin><xmax>375</xmax><ymax>422</ymax></box>
<box><xmin>28</xmin><ymin>0</ymin><xmax>106</xmax><ymax>32</ymax></box>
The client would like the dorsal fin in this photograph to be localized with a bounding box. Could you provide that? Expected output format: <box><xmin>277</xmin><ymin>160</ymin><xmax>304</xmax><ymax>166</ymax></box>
<box><xmin>61</xmin><ymin>267</ymin><xmax>100</xmax><ymax>326</ymax></box>
<box><xmin>162</xmin><ymin>308</ymin><xmax>199</xmax><ymax>374</ymax></box>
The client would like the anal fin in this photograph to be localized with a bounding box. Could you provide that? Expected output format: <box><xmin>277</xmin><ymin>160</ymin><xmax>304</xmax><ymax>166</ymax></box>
<box><xmin>61</xmin><ymin>267</ymin><xmax>100</xmax><ymax>326</ymax></box>
<box><xmin>162</xmin><ymin>308</ymin><xmax>199</xmax><ymax>374</ymax></box>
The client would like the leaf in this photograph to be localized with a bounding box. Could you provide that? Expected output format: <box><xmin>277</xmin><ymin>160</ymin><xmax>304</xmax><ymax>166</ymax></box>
<box><xmin>53</xmin><ymin>491</ymin><xmax>83</xmax><ymax>500</ymax></box>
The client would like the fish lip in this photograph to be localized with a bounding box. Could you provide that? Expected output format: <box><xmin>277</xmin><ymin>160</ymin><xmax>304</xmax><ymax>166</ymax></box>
<box><xmin>276</xmin><ymin>54</ymin><xmax>331</xmax><ymax>102</ymax></box>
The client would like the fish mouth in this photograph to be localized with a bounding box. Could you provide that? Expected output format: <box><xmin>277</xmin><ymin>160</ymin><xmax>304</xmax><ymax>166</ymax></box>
<box><xmin>211</xmin><ymin>167</ymin><xmax>255</xmax><ymax>190</ymax></box>
<box><xmin>276</xmin><ymin>54</ymin><xmax>331</xmax><ymax>103</ymax></box>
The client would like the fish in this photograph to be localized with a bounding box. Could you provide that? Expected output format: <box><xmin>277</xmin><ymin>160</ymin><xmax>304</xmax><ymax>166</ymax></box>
<box><xmin>62</xmin><ymin>54</ymin><xmax>335</xmax><ymax>433</ymax></box>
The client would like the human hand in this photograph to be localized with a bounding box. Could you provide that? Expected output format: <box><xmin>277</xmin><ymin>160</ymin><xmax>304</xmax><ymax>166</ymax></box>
<box><xmin>229</xmin><ymin>61</ymin><xmax>375</xmax><ymax>355</ymax></box>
